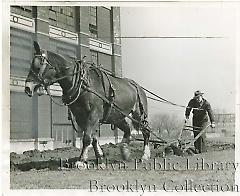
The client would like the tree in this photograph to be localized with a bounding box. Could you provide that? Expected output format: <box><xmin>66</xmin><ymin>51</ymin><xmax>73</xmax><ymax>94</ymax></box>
<box><xmin>150</xmin><ymin>113</ymin><xmax>182</xmax><ymax>138</ymax></box>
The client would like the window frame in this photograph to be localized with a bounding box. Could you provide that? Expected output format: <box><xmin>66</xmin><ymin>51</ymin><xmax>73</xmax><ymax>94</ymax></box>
<box><xmin>89</xmin><ymin>6</ymin><xmax>98</xmax><ymax>38</ymax></box>
<box><xmin>48</xmin><ymin>6</ymin><xmax>76</xmax><ymax>32</ymax></box>
<box><xmin>90</xmin><ymin>50</ymin><xmax>98</xmax><ymax>66</ymax></box>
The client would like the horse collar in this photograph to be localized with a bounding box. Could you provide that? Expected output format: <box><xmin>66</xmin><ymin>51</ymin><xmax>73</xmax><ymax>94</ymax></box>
<box><xmin>62</xmin><ymin>61</ymin><xmax>88</xmax><ymax>105</ymax></box>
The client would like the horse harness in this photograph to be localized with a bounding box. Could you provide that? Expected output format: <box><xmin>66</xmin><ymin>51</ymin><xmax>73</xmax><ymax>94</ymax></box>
<box><xmin>31</xmin><ymin>53</ymin><xmax>142</xmax><ymax>126</ymax></box>
<box><xmin>97</xmin><ymin>68</ymin><xmax>116</xmax><ymax>124</ymax></box>
<box><xmin>62</xmin><ymin>60</ymin><xmax>89</xmax><ymax>106</ymax></box>
<box><xmin>30</xmin><ymin>53</ymin><xmax>170</xmax><ymax>142</ymax></box>
<box><xmin>61</xmin><ymin>60</ymin><xmax>147</xmax><ymax>129</ymax></box>
<box><xmin>30</xmin><ymin>52</ymin><xmax>210</xmax><ymax>148</ymax></box>
<box><xmin>60</xmin><ymin>61</ymin><xmax>116</xmax><ymax>122</ymax></box>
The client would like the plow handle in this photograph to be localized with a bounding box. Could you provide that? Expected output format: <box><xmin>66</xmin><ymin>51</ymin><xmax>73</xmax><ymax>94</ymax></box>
<box><xmin>182</xmin><ymin>124</ymin><xmax>211</xmax><ymax>152</ymax></box>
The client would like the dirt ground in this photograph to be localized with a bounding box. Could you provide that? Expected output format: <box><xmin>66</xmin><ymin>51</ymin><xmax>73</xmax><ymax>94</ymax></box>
<box><xmin>10</xmin><ymin>137</ymin><xmax>236</xmax><ymax>191</ymax></box>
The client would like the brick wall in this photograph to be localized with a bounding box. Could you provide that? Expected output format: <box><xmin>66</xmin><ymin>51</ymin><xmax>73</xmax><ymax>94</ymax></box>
<box><xmin>10</xmin><ymin>6</ymin><xmax>122</xmax><ymax>144</ymax></box>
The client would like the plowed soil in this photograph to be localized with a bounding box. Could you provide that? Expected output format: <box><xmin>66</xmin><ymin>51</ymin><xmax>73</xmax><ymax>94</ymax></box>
<box><xmin>10</xmin><ymin>137</ymin><xmax>236</xmax><ymax>191</ymax></box>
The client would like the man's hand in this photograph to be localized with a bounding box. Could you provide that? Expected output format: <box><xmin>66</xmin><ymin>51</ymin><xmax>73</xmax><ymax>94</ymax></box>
<box><xmin>211</xmin><ymin>123</ymin><xmax>215</xmax><ymax>128</ymax></box>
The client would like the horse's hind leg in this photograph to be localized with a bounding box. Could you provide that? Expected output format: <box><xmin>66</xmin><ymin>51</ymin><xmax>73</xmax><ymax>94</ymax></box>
<box><xmin>92</xmin><ymin>135</ymin><xmax>104</xmax><ymax>164</ymax></box>
<box><xmin>132</xmin><ymin>110</ymin><xmax>150</xmax><ymax>160</ymax></box>
<box><xmin>141</xmin><ymin>127</ymin><xmax>151</xmax><ymax>160</ymax></box>
<box><xmin>115</xmin><ymin>120</ymin><xmax>131</xmax><ymax>160</ymax></box>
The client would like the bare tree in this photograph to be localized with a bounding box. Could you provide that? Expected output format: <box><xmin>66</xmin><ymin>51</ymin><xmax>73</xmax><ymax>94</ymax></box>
<box><xmin>150</xmin><ymin>113</ymin><xmax>182</xmax><ymax>138</ymax></box>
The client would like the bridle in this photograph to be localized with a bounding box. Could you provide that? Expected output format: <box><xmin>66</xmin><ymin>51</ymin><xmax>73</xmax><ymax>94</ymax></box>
<box><xmin>29</xmin><ymin>53</ymin><xmax>56</xmax><ymax>88</ymax></box>
<box><xmin>30</xmin><ymin>53</ymin><xmax>88</xmax><ymax>106</ymax></box>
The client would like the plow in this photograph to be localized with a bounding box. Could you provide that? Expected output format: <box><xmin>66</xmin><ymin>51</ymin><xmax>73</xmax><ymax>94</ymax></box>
<box><xmin>131</xmin><ymin>123</ymin><xmax>211</xmax><ymax>156</ymax></box>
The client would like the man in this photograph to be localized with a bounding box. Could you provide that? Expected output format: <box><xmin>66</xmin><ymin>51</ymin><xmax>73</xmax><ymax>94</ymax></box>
<box><xmin>185</xmin><ymin>90</ymin><xmax>215</xmax><ymax>153</ymax></box>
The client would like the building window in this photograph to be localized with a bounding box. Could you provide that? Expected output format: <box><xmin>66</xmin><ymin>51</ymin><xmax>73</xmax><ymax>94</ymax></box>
<box><xmin>89</xmin><ymin>6</ymin><xmax>97</xmax><ymax>38</ymax></box>
<box><xmin>10</xmin><ymin>29</ymin><xmax>33</xmax><ymax>77</ymax></box>
<box><xmin>90</xmin><ymin>50</ymin><xmax>98</xmax><ymax>66</ymax></box>
<box><xmin>49</xmin><ymin>6</ymin><xmax>75</xmax><ymax>32</ymax></box>
<box><xmin>11</xmin><ymin>6</ymin><xmax>33</xmax><ymax>18</ymax></box>
<box><xmin>10</xmin><ymin>91</ymin><xmax>33</xmax><ymax>139</ymax></box>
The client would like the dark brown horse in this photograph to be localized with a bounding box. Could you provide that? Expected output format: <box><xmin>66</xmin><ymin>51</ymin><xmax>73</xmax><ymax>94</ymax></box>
<box><xmin>25</xmin><ymin>42</ymin><xmax>150</xmax><ymax>168</ymax></box>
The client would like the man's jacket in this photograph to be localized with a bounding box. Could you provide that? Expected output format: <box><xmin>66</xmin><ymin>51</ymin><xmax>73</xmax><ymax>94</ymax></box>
<box><xmin>185</xmin><ymin>98</ymin><xmax>215</xmax><ymax>125</ymax></box>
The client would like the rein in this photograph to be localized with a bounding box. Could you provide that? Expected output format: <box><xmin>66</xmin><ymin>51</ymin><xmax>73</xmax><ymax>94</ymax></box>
<box><xmin>89</xmin><ymin>66</ymin><xmax>203</xmax><ymax>111</ymax></box>
<box><xmin>145</xmin><ymin>91</ymin><xmax>204</xmax><ymax>111</ymax></box>
<box><xmin>82</xmin><ymin>84</ymin><xmax>168</xmax><ymax>143</ymax></box>
<box><xmin>33</xmin><ymin>53</ymin><xmax>203</xmax><ymax>133</ymax></box>
<box><xmin>45</xmin><ymin>64</ymin><xmax>86</xmax><ymax>106</ymax></box>
<box><xmin>32</xmin><ymin>53</ymin><xmax>204</xmax><ymax>143</ymax></box>
<box><xmin>35</xmin><ymin>53</ymin><xmax>195</xmax><ymax>111</ymax></box>
<box><xmin>31</xmin><ymin>54</ymin><xmax>89</xmax><ymax>106</ymax></box>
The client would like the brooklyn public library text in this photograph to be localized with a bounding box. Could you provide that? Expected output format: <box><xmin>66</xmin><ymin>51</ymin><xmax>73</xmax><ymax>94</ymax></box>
<box><xmin>133</xmin><ymin>158</ymin><xmax>238</xmax><ymax>171</ymax></box>
<box><xmin>68</xmin><ymin>158</ymin><xmax>239</xmax><ymax>171</ymax></box>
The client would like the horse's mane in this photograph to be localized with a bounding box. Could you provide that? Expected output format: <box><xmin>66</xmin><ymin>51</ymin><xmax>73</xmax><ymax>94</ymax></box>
<box><xmin>47</xmin><ymin>51</ymin><xmax>76</xmax><ymax>69</ymax></box>
<box><xmin>46</xmin><ymin>50</ymin><xmax>125</xmax><ymax>81</ymax></box>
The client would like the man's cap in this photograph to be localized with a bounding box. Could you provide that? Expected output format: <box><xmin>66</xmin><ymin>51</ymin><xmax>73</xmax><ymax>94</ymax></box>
<box><xmin>194</xmin><ymin>90</ymin><xmax>204</xmax><ymax>97</ymax></box>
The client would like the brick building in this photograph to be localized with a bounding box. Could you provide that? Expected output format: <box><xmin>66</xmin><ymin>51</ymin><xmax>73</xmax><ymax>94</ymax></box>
<box><xmin>10</xmin><ymin>6</ymin><xmax>122</xmax><ymax>153</ymax></box>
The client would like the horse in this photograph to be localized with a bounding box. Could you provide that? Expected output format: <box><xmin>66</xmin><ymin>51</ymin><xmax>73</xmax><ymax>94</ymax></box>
<box><xmin>24</xmin><ymin>41</ymin><xmax>150</xmax><ymax>168</ymax></box>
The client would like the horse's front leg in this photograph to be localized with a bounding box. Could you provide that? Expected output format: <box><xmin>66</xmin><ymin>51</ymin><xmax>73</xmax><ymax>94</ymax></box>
<box><xmin>75</xmin><ymin>133</ymin><xmax>94</xmax><ymax>169</ymax></box>
<box><xmin>75</xmin><ymin>111</ymin><xmax>99</xmax><ymax>169</ymax></box>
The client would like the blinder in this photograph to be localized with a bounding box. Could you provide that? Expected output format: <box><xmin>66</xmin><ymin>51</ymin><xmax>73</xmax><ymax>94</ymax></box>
<box><xmin>31</xmin><ymin>52</ymin><xmax>56</xmax><ymax>88</ymax></box>
<box><xmin>38</xmin><ymin>53</ymin><xmax>47</xmax><ymax>77</ymax></box>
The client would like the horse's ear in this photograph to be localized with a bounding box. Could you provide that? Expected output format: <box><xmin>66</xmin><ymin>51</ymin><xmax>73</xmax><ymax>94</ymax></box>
<box><xmin>33</xmin><ymin>41</ymin><xmax>41</xmax><ymax>54</ymax></box>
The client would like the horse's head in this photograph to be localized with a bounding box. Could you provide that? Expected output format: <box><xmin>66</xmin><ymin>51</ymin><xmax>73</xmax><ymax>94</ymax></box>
<box><xmin>25</xmin><ymin>42</ymin><xmax>57</xmax><ymax>97</ymax></box>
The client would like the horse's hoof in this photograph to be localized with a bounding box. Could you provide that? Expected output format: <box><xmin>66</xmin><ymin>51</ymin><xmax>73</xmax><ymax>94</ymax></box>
<box><xmin>121</xmin><ymin>148</ymin><xmax>131</xmax><ymax>161</ymax></box>
<box><xmin>142</xmin><ymin>145</ymin><xmax>151</xmax><ymax>161</ymax></box>
<box><xmin>122</xmin><ymin>153</ymin><xmax>131</xmax><ymax>161</ymax></box>
<box><xmin>141</xmin><ymin>154</ymin><xmax>150</xmax><ymax>161</ymax></box>
<box><xmin>75</xmin><ymin>161</ymin><xmax>86</xmax><ymax>170</ymax></box>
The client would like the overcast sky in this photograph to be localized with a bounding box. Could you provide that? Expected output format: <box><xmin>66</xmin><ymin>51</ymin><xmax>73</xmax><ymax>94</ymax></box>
<box><xmin>120</xmin><ymin>5</ymin><xmax>237</xmax><ymax>119</ymax></box>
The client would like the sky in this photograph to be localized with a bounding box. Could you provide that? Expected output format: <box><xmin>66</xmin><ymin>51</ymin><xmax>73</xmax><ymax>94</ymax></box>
<box><xmin>120</xmin><ymin>5</ymin><xmax>237</xmax><ymax>119</ymax></box>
